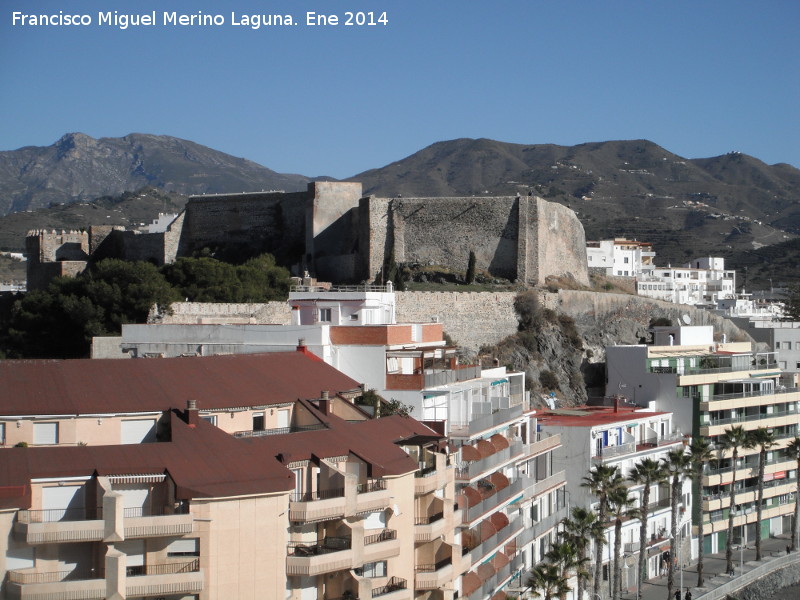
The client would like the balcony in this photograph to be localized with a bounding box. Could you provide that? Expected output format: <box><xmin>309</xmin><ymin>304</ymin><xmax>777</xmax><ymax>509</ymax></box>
<box><xmin>449</xmin><ymin>404</ymin><xmax>524</xmax><ymax>438</ymax></box>
<box><xmin>515</xmin><ymin>506</ymin><xmax>568</xmax><ymax>548</ymax></box>
<box><xmin>15</xmin><ymin>508</ymin><xmax>104</xmax><ymax>545</ymax></box>
<box><xmin>286</xmin><ymin>537</ymin><xmax>354</xmax><ymax>576</ymax></box>
<box><xmin>524</xmin><ymin>432</ymin><xmax>560</xmax><ymax>458</ymax></box>
<box><xmin>462</xmin><ymin>514</ymin><xmax>524</xmax><ymax>568</ymax></box>
<box><xmin>123</xmin><ymin>505</ymin><xmax>193</xmax><ymax>539</ymax></box>
<box><xmin>233</xmin><ymin>423</ymin><xmax>327</xmax><ymax>438</ymax></box>
<box><xmin>700</xmin><ymin>406</ymin><xmax>798</xmax><ymax>436</ymax></box>
<box><xmin>356</xmin><ymin>479</ymin><xmax>391</xmax><ymax>514</ymax></box>
<box><xmin>415</xmin><ymin>512</ymin><xmax>448</xmax><ymax>543</ymax></box>
<box><xmin>699</xmin><ymin>388</ymin><xmax>800</xmax><ymax>412</ymax></box>
<box><xmin>363</xmin><ymin>529</ymin><xmax>401</xmax><ymax>563</ymax></box>
<box><xmin>289</xmin><ymin>487</ymin><xmax>347</xmax><ymax>522</ymax></box>
<box><xmin>702</xmin><ymin>476</ymin><xmax>797</xmax><ymax>511</ymax></box>
<box><xmin>371</xmin><ymin>576</ymin><xmax>409</xmax><ymax>598</ymax></box>
<box><xmin>7</xmin><ymin>570</ymin><xmax>105</xmax><ymax>600</ymax></box>
<box><xmin>529</xmin><ymin>470</ymin><xmax>567</xmax><ymax>499</ymax></box>
<box><xmin>592</xmin><ymin>441</ymin><xmax>636</xmax><ymax>462</ymax></box>
<box><xmin>414</xmin><ymin>464</ymin><xmax>449</xmax><ymax>496</ymax></box>
<box><xmin>125</xmin><ymin>559</ymin><xmax>203</xmax><ymax>597</ymax></box>
<box><xmin>415</xmin><ymin>557</ymin><xmax>454</xmax><ymax>590</ymax></box>
<box><xmin>461</xmin><ymin>476</ymin><xmax>529</xmax><ymax>524</ymax></box>
<box><xmin>456</xmin><ymin>441</ymin><xmax>524</xmax><ymax>481</ymax></box>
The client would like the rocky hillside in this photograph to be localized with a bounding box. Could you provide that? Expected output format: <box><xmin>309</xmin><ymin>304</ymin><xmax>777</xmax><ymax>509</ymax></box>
<box><xmin>0</xmin><ymin>133</ymin><xmax>311</xmax><ymax>215</ymax></box>
<box><xmin>352</xmin><ymin>138</ymin><xmax>800</xmax><ymax>266</ymax></box>
<box><xmin>485</xmin><ymin>289</ymin><xmax>755</xmax><ymax>407</ymax></box>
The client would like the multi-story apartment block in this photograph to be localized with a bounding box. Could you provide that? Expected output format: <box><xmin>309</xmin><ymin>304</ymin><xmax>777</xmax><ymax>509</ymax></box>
<box><xmin>586</xmin><ymin>238</ymin><xmax>655</xmax><ymax>278</ymax></box>
<box><xmin>636</xmin><ymin>257</ymin><xmax>736</xmax><ymax>307</ymax></box>
<box><xmin>537</xmin><ymin>403</ymin><xmax>690</xmax><ymax>593</ymax></box>
<box><xmin>605</xmin><ymin>326</ymin><xmax>799</xmax><ymax>558</ymax></box>
<box><xmin>86</xmin><ymin>285</ymin><xmax>566</xmax><ymax>599</ymax></box>
<box><xmin>0</xmin><ymin>351</ymin><xmax>465</xmax><ymax>600</ymax></box>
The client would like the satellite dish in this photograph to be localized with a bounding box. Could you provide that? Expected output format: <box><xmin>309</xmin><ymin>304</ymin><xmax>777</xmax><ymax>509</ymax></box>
<box><xmin>682</xmin><ymin>314</ymin><xmax>691</xmax><ymax>325</ymax></box>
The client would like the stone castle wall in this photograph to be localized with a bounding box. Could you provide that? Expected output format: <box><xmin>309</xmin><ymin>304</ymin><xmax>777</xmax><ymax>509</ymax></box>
<box><xmin>359</xmin><ymin>195</ymin><xmax>588</xmax><ymax>286</ymax></box>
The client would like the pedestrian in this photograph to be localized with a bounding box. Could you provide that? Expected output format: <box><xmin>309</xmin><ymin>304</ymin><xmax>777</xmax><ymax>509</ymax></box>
<box><xmin>674</xmin><ymin>590</ymin><xmax>680</xmax><ymax>600</ymax></box>
<box><xmin>787</xmin><ymin>545</ymin><xmax>791</xmax><ymax>555</ymax></box>
<box><xmin>685</xmin><ymin>588</ymin><xmax>692</xmax><ymax>600</ymax></box>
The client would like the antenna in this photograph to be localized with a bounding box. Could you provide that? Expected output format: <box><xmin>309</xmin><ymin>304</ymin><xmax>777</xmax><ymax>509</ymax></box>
<box><xmin>682</xmin><ymin>314</ymin><xmax>691</xmax><ymax>325</ymax></box>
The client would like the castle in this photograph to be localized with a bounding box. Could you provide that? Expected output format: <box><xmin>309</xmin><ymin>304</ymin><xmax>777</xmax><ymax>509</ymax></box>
<box><xmin>27</xmin><ymin>182</ymin><xmax>589</xmax><ymax>289</ymax></box>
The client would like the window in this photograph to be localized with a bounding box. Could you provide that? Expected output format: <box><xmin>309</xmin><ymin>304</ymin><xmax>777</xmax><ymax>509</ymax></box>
<box><xmin>355</xmin><ymin>561</ymin><xmax>386</xmax><ymax>578</ymax></box>
<box><xmin>624</xmin><ymin>257</ymin><xmax>629</xmax><ymax>263</ymax></box>
<box><xmin>319</xmin><ymin>308</ymin><xmax>332</xmax><ymax>322</ymax></box>
<box><xmin>33</xmin><ymin>422</ymin><xmax>58</xmax><ymax>445</ymax></box>
<box><xmin>253</xmin><ymin>412</ymin><xmax>265</xmax><ymax>431</ymax></box>
<box><xmin>349</xmin><ymin>313</ymin><xmax>359</xmax><ymax>321</ymax></box>
<box><xmin>795</xmin><ymin>362</ymin><xmax>800</xmax><ymax>370</ymax></box>
<box><xmin>0</xmin><ymin>422</ymin><xmax>5</xmax><ymax>445</ymax></box>
<box><xmin>202</xmin><ymin>415</ymin><xmax>218</xmax><ymax>426</ymax></box>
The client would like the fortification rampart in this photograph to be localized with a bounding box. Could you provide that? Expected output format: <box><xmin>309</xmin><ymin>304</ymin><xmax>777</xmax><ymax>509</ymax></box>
<box><xmin>151</xmin><ymin>301</ymin><xmax>291</xmax><ymax>325</ymax></box>
<box><xmin>358</xmin><ymin>195</ymin><xmax>588</xmax><ymax>286</ymax></box>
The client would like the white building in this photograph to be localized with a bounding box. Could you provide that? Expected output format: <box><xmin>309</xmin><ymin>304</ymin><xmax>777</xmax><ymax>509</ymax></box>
<box><xmin>587</xmin><ymin>238</ymin><xmax>655</xmax><ymax>277</ymax></box>
<box><xmin>537</xmin><ymin>403</ymin><xmax>690</xmax><ymax>590</ymax></box>
<box><xmin>636</xmin><ymin>257</ymin><xmax>736</xmax><ymax>306</ymax></box>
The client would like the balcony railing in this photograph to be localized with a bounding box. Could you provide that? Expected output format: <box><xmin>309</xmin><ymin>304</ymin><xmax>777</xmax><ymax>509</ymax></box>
<box><xmin>462</xmin><ymin>476</ymin><xmax>529</xmax><ymax>523</ymax></box>
<box><xmin>17</xmin><ymin>507</ymin><xmax>102</xmax><ymax>523</ymax></box>
<box><xmin>372</xmin><ymin>576</ymin><xmax>407</xmax><ymax>597</ymax></box>
<box><xmin>291</xmin><ymin>488</ymin><xmax>345</xmax><ymax>502</ymax></box>
<box><xmin>593</xmin><ymin>441</ymin><xmax>636</xmax><ymax>461</ymax></box>
<box><xmin>456</xmin><ymin>440</ymin><xmax>524</xmax><ymax>480</ymax></box>
<box><xmin>365</xmin><ymin>529</ymin><xmax>397</xmax><ymax>545</ymax></box>
<box><xmin>126</xmin><ymin>559</ymin><xmax>199</xmax><ymax>577</ymax></box>
<box><xmin>416</xmin><ymin>557</ymin><xmax>452</xmax><ymax>573</ymax></box>
<box><xmin>450</xmin><ymin>404</ymin><xmax>524</xmax><ymax>437</ymax></box>
<box><xmin>288</xmin><ymin>536</ymin><xmax>351</xmax><ymax>556</ymax></box>
<box><xmin>357</xmin><ymin>480</ymin><xmax>387</xmax><ymax>494</ymax></box>
<box><xmin>233</xmin><ymin>423</ymin><xmax>327</xmax><ymax>438</ymax></box>
<box><xmin>704</xmin><ymin>386</ymin><xmax>799</xmax><ymax>404</ymax></box>
<box><xmin>704</xmin><ymin>407</ymin><xmax>798</xmax><ymax>428</ymax></box>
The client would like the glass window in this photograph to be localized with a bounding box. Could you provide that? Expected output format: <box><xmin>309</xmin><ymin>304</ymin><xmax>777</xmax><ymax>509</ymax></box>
<box><xmin>319</xmin><ymin>308</ymin><xmax>332</xmax><ymax>322</ymax></box>
<box><xmin>33</xmin><ymin>422</ymin><xmax>58</xmax><ymax>445</ymax></box>
<box><xmin>355</xmin><ymin>561</ymin><xmax>386</xmax><ymax>578</ymax></box>
<box><xmin>253</xmin><ymin>412</ymin><xmax>265</xmax><ymax>431</ymax></box>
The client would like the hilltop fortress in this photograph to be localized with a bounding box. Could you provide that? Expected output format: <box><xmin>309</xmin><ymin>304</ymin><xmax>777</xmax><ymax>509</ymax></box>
<box><xmin>27</xmin><ymin>182</ymin><xmax>589</xmax><ymax>289</ymax></box>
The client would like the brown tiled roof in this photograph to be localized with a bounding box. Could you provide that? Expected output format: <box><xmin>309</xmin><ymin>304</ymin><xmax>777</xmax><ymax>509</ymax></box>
<box><xmin>0</xmin><ymin>409</ymin><xmax>444</xmax><ymax>509</ymax></box>
<box><xmin>0</xmin><ymin>352</ymin><xmax>360</xmax><ymax>416</ymax></box>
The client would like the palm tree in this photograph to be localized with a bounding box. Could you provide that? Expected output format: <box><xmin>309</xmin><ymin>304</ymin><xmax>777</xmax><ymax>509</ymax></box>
<box><xmin>546</xmin><ymin>540</ymin><xmax>588</xmax><ymax>600</ymax></box>
<box><xmin>689</xmin><ymin>437</ymin><xmax>717</xmax><ymax>587</ymax></box>
<box><xmin>750</xmin><ymin>427</ymin><xmax>777</xmax><ymax>560</ymax></box>
<box><xmin>788</xmin><ymin>437</ymin><xmax>800</xmax><ymax>551</ymax></box>
<box><xmin>561</xmin><ymin>507</ymin><xmax>604</xmax><ymax>600</ymax></box>
<box><xmin>526</xmin><ymin>562</ymin><xmax>570</xmax><ymax>600</ymax></box>
<box><xmin>628</xmin><ymin>458</ymin><xmax>666</xmax><ymax>599</ymax></box>
<box><xmin>718</xmin><ymin>425</ymin><xmax>754</xmax><ymax>575</ymax></box>
<box><xmin>609</xmin><ymin>486</ymin><xmax>638</xmax><ymax>600</ymax></box>
<box><xmin>583</xmin><ymin>464</ymin><xmax>625</xmax><ymax>599</ymax></box>
<box><xmin>662</xmin><ymin>447</ymin><xmax>692</xmax><ymax>600</ymax></box>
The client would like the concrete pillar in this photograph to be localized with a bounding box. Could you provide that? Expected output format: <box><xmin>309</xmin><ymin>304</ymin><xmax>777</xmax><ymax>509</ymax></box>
<box><xmin>105</xmin><ymin>546</ymin><xmax>126</xmax><ymax>600</ymax></box>
<box><xmin>103</xmin><ymin>491</ymin><xmax>124</xmax><ymax>542</ymax></box>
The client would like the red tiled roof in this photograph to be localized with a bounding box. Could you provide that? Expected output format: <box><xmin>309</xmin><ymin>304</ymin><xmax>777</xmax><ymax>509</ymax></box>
<box><xmin>537</xmin><ymin>405</ymin><xmax>669</xmax><ymax>427</ymax></box>
<box><xmin>0</xmin><ymin>408</ymin><xmax>444</xmax><ymax>509</ymax></box>
<box><xmin>0</xmin><ymin>352</ymin><xmax>360</xmax><ymax>416</ymax></box>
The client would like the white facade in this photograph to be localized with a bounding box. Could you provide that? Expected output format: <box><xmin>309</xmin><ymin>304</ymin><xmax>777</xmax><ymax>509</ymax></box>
<box><xmin>637</xmin><ymin>257</ymin><xmax>736</xmax><ymax>306</ymax></box>
<box><xmin>587</xmin><ymin>238</ymin><xmax>655</xmax><ymax>277</ymax></box>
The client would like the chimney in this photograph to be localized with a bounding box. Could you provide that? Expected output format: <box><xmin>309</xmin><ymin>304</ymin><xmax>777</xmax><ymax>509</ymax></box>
<box><xmin>613</xmin><ymin>396</ymin><xmax>620</xmax><ymax>413</ymax></box>
<box><xmin>319</xmin><ymin>390</ymin><xmax>331</xmax><ymax>415</ymax></box>
<box><xmin>186</xmin><ymin>399</ymin><xmax>199</xmax><ymax>426</ymax></box>
<box><xmin>297</xmin><ymin>338</ymin><xmax>306</xmax><ymax>352</ymax></box>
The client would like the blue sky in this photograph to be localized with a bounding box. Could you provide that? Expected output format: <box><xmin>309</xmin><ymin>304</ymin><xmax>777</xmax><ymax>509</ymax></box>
<box><xmin>1</xmin><ymin>0</ymin><xmax>798</xmax><ymax>178</ymax></box>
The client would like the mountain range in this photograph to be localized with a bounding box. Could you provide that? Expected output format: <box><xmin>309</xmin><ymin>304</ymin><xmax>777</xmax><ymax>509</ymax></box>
<box><xmin>1</xmin><ymin>133</ymin><xmax>799</xmax><ymax>283</ymax></box>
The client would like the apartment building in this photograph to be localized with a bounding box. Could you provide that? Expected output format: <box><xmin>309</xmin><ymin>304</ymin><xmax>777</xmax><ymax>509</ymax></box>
<box><xmin>605</xmin><ymin>326</ymin><xmax>799</xmax><ymax>556</ymax></box>
<box><xmin>537</xmin><ymin>403</ymin><xmax>689</xmax><ymax>591</ymax></box>
<box><xmin>586</xmin><ymin>238</ymin><xmax>655</xmax><ymax>278</ymax></box>
<box><xmin>636</xmin><ymin>257</ymin><xmax>736</xmax><ymax>307</ymax></box>
<box><xmin>87</xmin><ymin>285</ymin><xmax>566</xmax><ymax>599</ymax></box>
<box><xmin>0</xmin><ymin>351</ymin><xmax>464</xmax><ymax>600</ymax></box>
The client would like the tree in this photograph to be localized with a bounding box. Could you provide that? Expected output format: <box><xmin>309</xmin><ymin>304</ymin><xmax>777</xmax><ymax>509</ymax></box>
<box><xmin>750</xmin><ymin>428</ymin><xmax>777</xmax><ymax>560</ymax></box>
<box><xmin>5</xmin><ymin>260</ymin><xmax>180</xmax><ymax>358</ymax></box>
<box><xmin>628</xmin><ymin>458</ymin><xmax>667</xmax><ymax>599</ymax></box>
<box><xmin>582</xmin><ymin>464</ymin><xmax>624</xmax><ymax>599</ymax></box>
<box><xmin>661</xmin><ymin>448</ymin><xmax>692</xmax><ymax>600</ymax></box>
<box><xmin>545</xmin><ymin>541</ymin><xmax>587</xmax><ymax>600</ymax></box>
<box><xmin>609</xmin><ymin>486</ymin><xmax>637</xmax><ymax>600</ymax></box>
<box><xmin>561</xmin><ymin>507</ymin><xmax>603</xmax><ymax>600</ymax></box>
<box><xmin>781</xmin><ymin>284</ymin><xmax>800</xmax><ymax>321</ymax></box>
<box><xmin>688</xmin><ymin>437</ymin><xmax>717</xmax><ymax>587</ymax></box>
<box><xmin>788</xmin><ymin>437</ymin><xmax>800</xmax><ymax>551</ymax></box>
<box><xmin>718</xmin><ymin>425</ymin><xmax>755</xmax><ymax>575</ymax></box>
<box><xmin>466</xmin><ymin>250</ymin><xmax>476</xmax><ymax>284</ymax></box>
<box><xmin>526</xmin><ymin>562</ymin><xmax>569</xmax><ymax>600</ymax></box>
